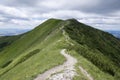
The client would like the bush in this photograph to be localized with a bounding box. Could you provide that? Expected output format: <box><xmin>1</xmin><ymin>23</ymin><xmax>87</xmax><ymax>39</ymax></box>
<box><xmin>1</xmin><ymin>60</ymin><xmax>13</xmax><ymax>68</ymax></box>
<box><xmin>17</xmin><ymin>49</ymin><xmax>40</xmax><ymax>64</ymax></box>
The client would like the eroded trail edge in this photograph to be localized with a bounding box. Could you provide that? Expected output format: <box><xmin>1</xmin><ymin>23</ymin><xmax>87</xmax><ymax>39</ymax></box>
<box><xmin>79</xmin><ymin>66</ymin><xmax>94</xmax><ymax>80</ymax></box>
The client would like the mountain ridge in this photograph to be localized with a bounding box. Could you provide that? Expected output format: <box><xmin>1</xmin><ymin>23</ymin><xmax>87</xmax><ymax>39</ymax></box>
<box><xmin>0</xmin><ymin>18</ymin><xmax>120</xmax><ymax>80</ymax></box>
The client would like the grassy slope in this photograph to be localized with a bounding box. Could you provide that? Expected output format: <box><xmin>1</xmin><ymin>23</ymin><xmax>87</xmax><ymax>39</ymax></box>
<box><xmin>0</xmin><ymin>18</ymin><xmax>120</xmax><ymax>80</ymax></box>
<box><xmin>0</xmin><ymin>19</ymin><xmax>62</xmax><ymax>67</ymax></box>
<box><xmin>69</xmin><ymin>50</ymin><xmax>114</xmax><ymax>80</ymax></box>
<box><xmin>0</xmin><ymin>35</ymin><xmax>21</xmax><ymax>52</ymax></box>
<box><xmin>1</xmin><ymin>19</ymin><xmax>60</xmax><ymax>63</ymax></box>
<box><xmin>0</xmin><ymin>19</ymin><xmax>67</xmax><ymax>80</ymax></box>
<box><xmin>64</xmin><ymin>19</ymin><xmax>120</xmax><ymax>79</ymax></box>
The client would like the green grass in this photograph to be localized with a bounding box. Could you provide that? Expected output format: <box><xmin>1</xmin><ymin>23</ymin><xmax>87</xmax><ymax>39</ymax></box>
<box><xmin>68</xmin><ymin>50</ymin><xmax>115</xmax><ymax>80</ymax></box>
<box><xmin>0</xmin><ymin>44</ymin><xmax>65</xmax><ymax>80</ymax></box>
<box><xmin>0</xmin><ymin>35</ymin><xmax>21</xmax><ymax>52</ymax></box>
<box><xmin>0</xmin><ymin>19</ymin><xmax>67</xmax><ymax>80</ymax></box>
<box><xmin>0</xmin><ymin>18</ymin><xmax>120</xmax><ymax>80</ymax></box>
<box><xmin>73</xmin><ymin>64</ymin><xmax>89</xmax><ymax>80</ymax></box>
<box><xmin>0</xmin><ymin>19</ymin><xmax>63</xmax><ymax>68</ymax></box>
<box><xmin>64</xmin><ymin>19</ymin><xmax>120</xmax><ymax>79</ymax></box>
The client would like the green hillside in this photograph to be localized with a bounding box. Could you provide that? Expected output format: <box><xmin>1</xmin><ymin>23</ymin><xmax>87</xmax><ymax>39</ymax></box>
<box><xmin>63</xmin><ymin>19</ymin><xmax>120</xmax><ymax>79</ymax></box>
<box><xmin>0</xmin><ymin>18</ymin><xmax>120</xmax><ymax>80</ymax></box>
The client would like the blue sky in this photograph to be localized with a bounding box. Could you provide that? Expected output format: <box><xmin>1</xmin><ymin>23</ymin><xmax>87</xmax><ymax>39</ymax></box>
<box><xmin>0</xmin><ymin>0</ymin><xmax>120</xmax><ymax>30</ymax></box>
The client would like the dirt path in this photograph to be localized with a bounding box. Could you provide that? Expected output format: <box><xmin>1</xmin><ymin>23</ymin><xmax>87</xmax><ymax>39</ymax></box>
<box><xmin>34</xmin><ymin>49</ymin><xmax>94</xmax><ymax>80</ymax></box>
<box><xmin>34</xmin><ymin>49</ymin><xmax>77</xmax><ymax>80</ymax></box>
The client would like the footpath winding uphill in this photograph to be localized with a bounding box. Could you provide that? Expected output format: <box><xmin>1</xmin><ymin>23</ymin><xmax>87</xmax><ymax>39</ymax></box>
<box><xmin>34</xmin><ymin>49</ymin><xmax>93</xmax><ymax>80</ymax></box>
<box><xmin>34</xmin><ymin>49</ymin><xmax>77</xmax><ymax>80</ymax></box>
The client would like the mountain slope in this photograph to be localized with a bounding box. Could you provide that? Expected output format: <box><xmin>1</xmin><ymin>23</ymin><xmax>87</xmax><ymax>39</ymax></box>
<box><xmin>0</xmin><ymin>35</ymin><xmax>21</xmax><ymax>52</ymax></box>
<box><xmin>0</xmin><ymin>19</ymin><xmax>67</xmax><ymax>80</ymax></box>
<box><xmin>63</xmin><ymin>19</ymin><xmax>120</xmax><ymax>79</ymax></box>
<box><xmin>0</xmin><ymin>19</ymin><xmax>62</xmax><ymax>68</ymax></box>
<box><xmin>0</xmin><ymin>18</ymin><xmax>120</xmax><ymax>80</ymax></box>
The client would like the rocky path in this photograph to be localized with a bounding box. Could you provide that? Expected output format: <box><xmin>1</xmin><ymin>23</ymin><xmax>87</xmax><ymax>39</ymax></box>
<box><xmin>34</xmin><ymin>49</ymin><xmax>94</xmax><ymax>80</ymax></box>
<box><xmin>34</xmin><ymin>49</ymin><xmax>77</xmax><ymax>80</ymax></box>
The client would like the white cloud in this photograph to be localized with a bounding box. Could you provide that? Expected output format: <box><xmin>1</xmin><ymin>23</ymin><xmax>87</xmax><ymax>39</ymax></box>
<box><xmin>37</xmin><ymin>10</ymin><xmax>100</xmax><ymax>19</ymax></box>
<box><xmin>0</xmin><ymin>16</ymin><xmax>6</xmax><ymax>20</ymax></box>
<box><xmin>7</xmin><ymin>19</ymin><xmax>45</xmax><ymax>29</ymax></box>
<box><xmin>78</xmin><ymin>16</ymin><xmax>120</xmax><ymax>30</ymax></box>
<box><xmin>92</xmin><ymin>24</ymin><xmax>120</xmax><ymax>31</ymax></box>
<box><xmin>0</xmin><ymin>0</ymin><xmax>120</xmax><ymax>30</ymax></box>
<box><xmin>0</xmin><ymin>5</ymin><xmax>28</xmax><ymax>18</ymax></box>
<box><xmin>0</xmin><ymin>22</ymin><xmax>4</xmax><ymax>25</ymax></box>
<box><xmin>39</xmin><ymin>0</ymin><xmax>100</xmax><ymax>10</ymax></box>
<box><xmin>11</xmin><ymin>19</ymin><xmax>44</xmax><ymax>26</ymax></box>
<box><xmin>110</xmin><ymin>11</ymin><xmax>120</xmax><ymax>16</ymax></box>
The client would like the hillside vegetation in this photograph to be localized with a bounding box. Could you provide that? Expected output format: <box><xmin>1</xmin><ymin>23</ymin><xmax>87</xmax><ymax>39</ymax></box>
<box><xmin>0</xmin><ymin>18</ymin><xmax>120</xmax><ymax>80</ymax></box>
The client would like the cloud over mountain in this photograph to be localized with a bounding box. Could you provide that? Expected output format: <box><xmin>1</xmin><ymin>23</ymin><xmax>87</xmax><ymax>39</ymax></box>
<box><xmin>0</xmin><ymin>0</ymin><xmax>120</xmax><ymax>30</ymax></box>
